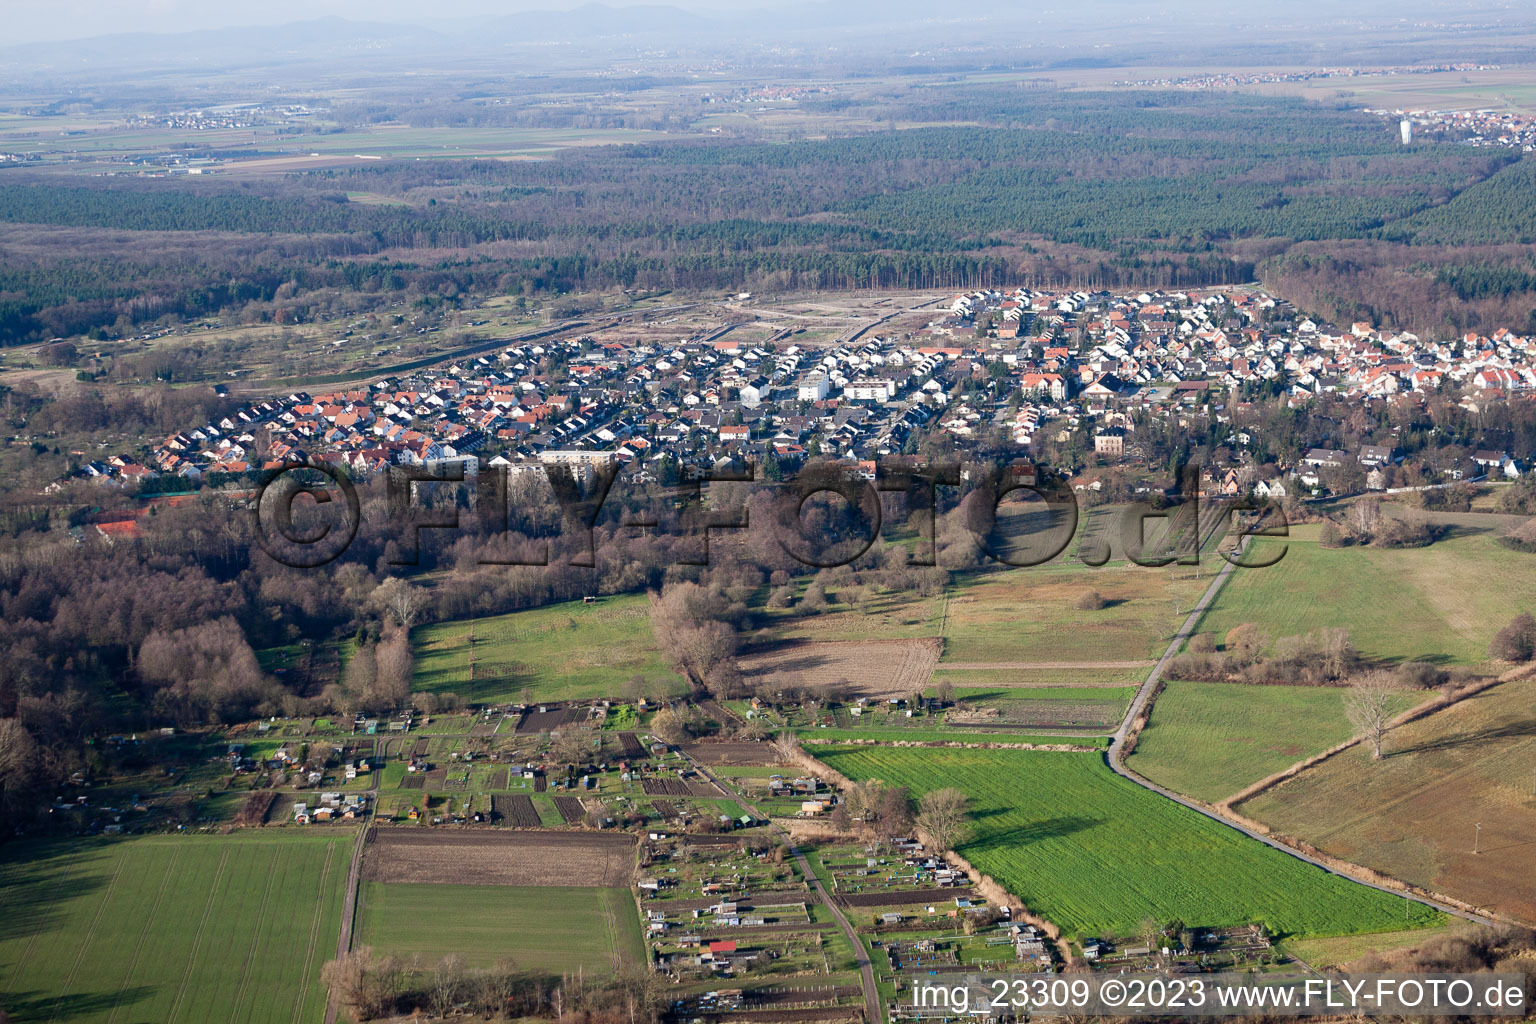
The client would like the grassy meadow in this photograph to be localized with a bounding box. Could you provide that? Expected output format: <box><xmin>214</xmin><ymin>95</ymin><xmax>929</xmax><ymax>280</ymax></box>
<box><xmin>1239</xmin><ymin>673</ymin><xmax>1536</xmax><ymax>923</ymax></box>
<box><xmin>940</xmin><ymin>564</ymin><xmax>1207</xmax><ymax>664</ymax></box>
<box><xmin>355</xmin><ymin>882</ymin><xmax>643</xmax><ymax>974</ymax></box>
<box><xmin>411</xmin><ymin>593</ymin><xmax>687</xmax><ymax>704</ymax></box>
<box><xmin>1128</xmin><ymin>681</ymin><xmax>1428</xmax><ymax>804</ymax></box>
<box><xmin>1191</xmin><ymin>527</ymin><xmax>1536</xmax><ymax>667</ymax></box>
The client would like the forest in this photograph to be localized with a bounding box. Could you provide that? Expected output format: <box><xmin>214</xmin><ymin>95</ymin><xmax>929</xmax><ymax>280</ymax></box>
<box><xmin>3</xmin><ymin>88</ymin><xmax>1535</xmax><ymax>344</ymax></box>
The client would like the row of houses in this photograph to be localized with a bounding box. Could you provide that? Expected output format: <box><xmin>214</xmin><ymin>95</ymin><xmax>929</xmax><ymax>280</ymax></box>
<box><xmin>73</xmin><ymin>286</ymin><xmax>1536</xmax><ymax>495</ymax></box>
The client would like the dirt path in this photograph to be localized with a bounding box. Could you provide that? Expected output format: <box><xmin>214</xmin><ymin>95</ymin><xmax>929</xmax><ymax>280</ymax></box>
<box><xmin>939</xmin><ymin>660</ymin><xmax>1154</xmax><ymax>671</ymax></box>
<box><xmin>324</xmin><ymin>778</ymin><xmax>379</xmax><ymax>1024</ymax></box>
<box><xmin>681</xmin><ymin>752</ymin><xmax>882</xmax><ymax>1024</ymax></box>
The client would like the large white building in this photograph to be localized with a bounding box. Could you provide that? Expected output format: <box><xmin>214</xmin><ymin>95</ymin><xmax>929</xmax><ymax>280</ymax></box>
<box><xmin>844</xmin><ymin>379</ymin><xmax>897</xmax><ymax>402</ymax></box>
<box><xmin>797</xmin><ymin>374</ymin><xmax>830</xmax><ymax>402</ymax></box>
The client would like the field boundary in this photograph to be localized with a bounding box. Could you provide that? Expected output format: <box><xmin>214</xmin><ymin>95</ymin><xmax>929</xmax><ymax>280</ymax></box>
<box><xmin>938</xmin><ymin>660</ymin><xmax>1153</xmax><ymax>671</ymax></box>
<box><xmin>1215</xmin><ymin>672</ymin><xmax>1518</xmax><ymax>812</ymax></box>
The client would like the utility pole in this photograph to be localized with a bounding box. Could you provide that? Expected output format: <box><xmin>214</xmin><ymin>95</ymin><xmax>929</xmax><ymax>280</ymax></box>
<box><xmin>1474</xmin><ymin>822</ymin><xmax>1482</xmax><ymax>855</ymax></box>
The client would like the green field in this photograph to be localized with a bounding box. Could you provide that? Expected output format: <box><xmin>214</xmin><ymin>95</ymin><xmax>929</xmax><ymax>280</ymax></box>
<box><xmin>1128</xmin><ymin>682</ymin><xmax>1426</xmax><ymax>804</ymax></box>
<box><xmin>412</xmin><ymin>594</ymin><xmax>687</xmax><ymax>703</ymax></box>
<box><xmin>355</xmin><ymin>882</ymin><xmax>643</xmax><ymax>973</ymax></box>
<box><xmin>0</xmin><ymin>832</ymin><xmax>349</xmax><ymax>1024</ymax></box>
<box><xmin>813</xmin><ymin>745</ymin><xmax>1443</xmax><ymax>940</ymax></box>
<box><xmin>796</xmin><ymin>726</ymin><xmax>1108</xmax><ymax>747</ymax></box>
<box><xmin>1191</xmin><ymin>528</ymin><xmax>1536</xmax><ymax>666</ymax></box>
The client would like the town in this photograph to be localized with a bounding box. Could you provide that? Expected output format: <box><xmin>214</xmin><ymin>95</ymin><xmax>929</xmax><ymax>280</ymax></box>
<box><xmin>73</xmin><ymin>286</ymin><xmax>1535</xmax><ymax>514</ymax></box>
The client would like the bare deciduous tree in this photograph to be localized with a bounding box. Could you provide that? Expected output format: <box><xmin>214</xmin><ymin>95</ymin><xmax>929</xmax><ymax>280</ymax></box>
<box><xmin>1345</xmin><ymin>670</ymin><xmax>1405</xmax><ymax>760</ymax></box>
<box><xmin>430</xmin><ymin>954</ymin><xmax>463</xmax><ymax>1018</ymax></box>
<box><xmin>649</xmin><ymin>707</ymin><xmax>686</xmax><ymax>746</ymax></box>
<box><xmin>552</xmin><ymin>725</ymin><xmax>594</xmax><ymax>767</ymax></box>
<box><xmin>372</xmin><ymin>577</ymin><xmax>424</xmax><ymax>630</ymax></box>
<box><xmin>320</xmin><ymin>947</ymin><xmax>401</xmax><ymax>1022</ymax></box>
<box><xmin>771</xmin><ymin>731</ymin><xmax>800</xmax><ymax>765</ymax></box>
<box><xmin>648</xmin><ymin>584</ymin><xmax>739</xmax><ymax>694</ymax></box>
<box><xmin>915</xmin><ymin>787</ymin><xmax>970</xmax><ymax>853</ymax></box>
<box><xmin>1348</xmin><ymin>497</ymin><xmax>1383</xmax><ymax>538</ymax></box>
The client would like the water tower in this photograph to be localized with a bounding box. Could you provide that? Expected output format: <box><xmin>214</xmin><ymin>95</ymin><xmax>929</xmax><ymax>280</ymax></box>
<box><xmin>1400</xmin><ymin>119</ymin><xmax>1414</xmax><ymax>145</ymax></box>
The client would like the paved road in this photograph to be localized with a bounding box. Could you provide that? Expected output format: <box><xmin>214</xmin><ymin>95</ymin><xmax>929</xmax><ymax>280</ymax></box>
<box><xmin>1106</xmin><ymin>541</ymin><xmax>1494</xmax><ymax>928</ymax></box>
<box><xmin>682</xmin><ymin>753</ymin><xmax>883</xmax><ymax>1024</ymax></box>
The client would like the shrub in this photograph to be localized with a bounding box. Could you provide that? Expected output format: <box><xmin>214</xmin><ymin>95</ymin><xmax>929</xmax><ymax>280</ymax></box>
<box><xmin>1189</xmin><ymin>633</ymin><xmax>1216</xmax><ymax>654</ymax></box>
<box><xmin>799</xmin><ymin>582</ymin><xmax>828</xmax><ymax>614</ymax></box>
<box><xmin>1224</xmin><ymin>623</ymin><xmax>1268</xmax><ymax>661</ymax></box>
<box><xmin>1074</xmin><ymin>590</ymin><xmax>1107</xmax><ymax>611</ymax></box>
<box><xmin>1489</xmin><ymin>612</ymin><xmax>1536</xmax><ymax>663</ymax></box>
<box><xmin>1497</xmin><ymin>518</ymin><xmax>1536</xmax><ymax>554</ymax></box>
<box><xmin>1374</xmin><ymin>518</ymin><xmax>1435</xmax><ymax>548</ymax></box>
<box><xmin>1396</xmin><ymin>661</ymin><xmax>1449</xmax><ymax>689</ymax></box>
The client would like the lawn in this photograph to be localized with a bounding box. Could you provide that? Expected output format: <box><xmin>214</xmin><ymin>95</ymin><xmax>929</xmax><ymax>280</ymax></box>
<box><xmin>1127</xmin><ymin>681</ymin><xmax>1426</xmax><ymax>804</ymax></box>
<box><xmin>412</xmin><ymin>593</ymin><xmax>687</xmax><ymax>704</ymax></box>
<box><xmin>355</xmin><ymin>882</ymin><xmax>643</xmax><ymax>973</ymax></box>
<box><xmin>1239</xmin><ymin>673</ymin><xmax>1536</xmax><ymax>923</ymax></box>
<box><xmin>813</xmin><ymin>745</ymin><xmax>1443</xmax><ymax>940</ymax></box>
<box><xmin>1190</xmin><ymin>528</ymin><xmax>1536</xmax><ymax>666</ymax></box>
<box><xmin>0</xmin><ymin>832</ymin><xmax>349</xmax><ymax>1024</ymax></box>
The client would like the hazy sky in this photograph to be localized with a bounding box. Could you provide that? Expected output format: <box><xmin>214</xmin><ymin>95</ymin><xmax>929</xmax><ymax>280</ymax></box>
<box><xmin>6</xmin><ymin>0</ymin><xmax>758</xmax><ymax>45</ymax></box>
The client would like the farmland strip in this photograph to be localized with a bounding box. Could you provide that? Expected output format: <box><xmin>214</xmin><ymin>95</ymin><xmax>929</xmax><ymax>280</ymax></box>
<box><xmin>291</xmin><ymin>841</ymin><xmax>338</xmax><ymax>1024</ymax></box>
<box><xmin>45</xmin><ymin>849</ymin><xmax>129</xmax><ymax>1022</ymax></box>
<box><xmin>162</xmin><ymin>849</ymin><xmax>232</xmax><ymax>1024</ymax></box>
<box><xmin>492</xmin><ymin>794</ymin><xmax>541</xmax><ymax>827</ymax></box>
<box><xmin>833</xmin><ymin>887</ymin><xmax>976</xmax><ymax>908</ymax></box>
<box><xmin>226</xmin><ymin>841</ymin><xmax>286</xmax><ymax>1021</ymax></box>
<box><xmin>553</xmin><ymin>796</ymin><xmax>586</xmax><ymax>823</ymax></box>
<box><xmin>103</xmin><ymin>846</ymin><xmax>181</xmax><ymax>1024</ymax></box>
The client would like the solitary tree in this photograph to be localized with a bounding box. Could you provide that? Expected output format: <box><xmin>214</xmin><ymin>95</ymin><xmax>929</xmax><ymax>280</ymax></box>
<box><xmin>1345</xmin><ymin>670</ymin><xmax>1405</xmax><ymax>760</ymax></box>
<box><xmin>552</xmin><ymin>725</ymin><xmax>595</xmax><ymax>766</ymax></box>
<box><xmin>1489</xmin><ymin>612</ymin><xmax>1536</xmax><ymax>663</ymax></box>
<box><xmin>915</xmin><ymin>788</ymin><xmax>970</xmax><ymax>853</ymax></box>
